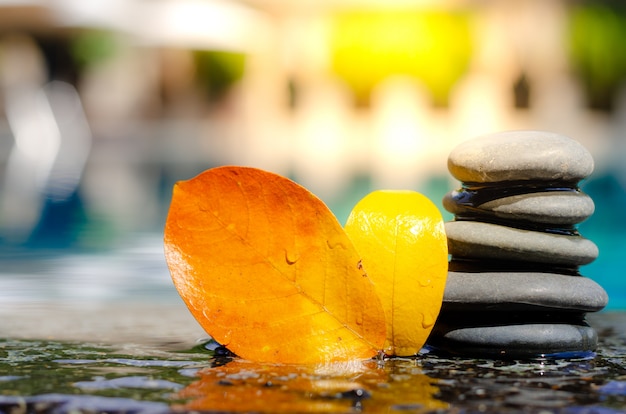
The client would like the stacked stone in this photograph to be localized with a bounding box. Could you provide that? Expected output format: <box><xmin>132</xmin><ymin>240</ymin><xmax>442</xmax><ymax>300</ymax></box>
<box><xmin>427</xmin><ymin>131</ymin><xmax>609</xmax><ymax>358</ymax></box>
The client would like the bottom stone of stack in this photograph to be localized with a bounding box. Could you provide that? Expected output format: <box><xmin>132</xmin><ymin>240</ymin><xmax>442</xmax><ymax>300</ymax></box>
<box><xmin>427</xmin><ymin>312</ymin><xmax>597</xmax><ymax>359</ymax></box>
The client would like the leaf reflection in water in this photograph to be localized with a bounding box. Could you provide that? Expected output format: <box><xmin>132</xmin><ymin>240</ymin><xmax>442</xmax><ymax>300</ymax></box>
<box><xmin>173</xmin><ymin>358</ymin><xmax>448</xmax><ymax>413</ymax></box>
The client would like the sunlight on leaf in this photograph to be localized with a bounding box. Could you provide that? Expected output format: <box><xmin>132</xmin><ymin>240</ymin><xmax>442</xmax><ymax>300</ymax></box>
<box><xmin>164</xmin><ymin>166</ymin><xmax>386</xmax><ymax>364</ymax></box>
<box><xmin>345</xmin><ymin>190</ymin><xmax>448</xmax><ymax>356</ymax></box>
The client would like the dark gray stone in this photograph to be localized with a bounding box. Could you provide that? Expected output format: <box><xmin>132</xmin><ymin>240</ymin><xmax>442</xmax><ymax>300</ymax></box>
<box><xmin>448</xmin><ymin>131</ymin><xmax>594</xmax><ymax>183</ymax></box>
<box><xmin>428</xmin><ymin>321</ymin><xmax>598</xmax><ymax>358</ymax></box>
<box><xmin>443</xmin><ymin>271</ymin><xmax>608</xmax><ymax>312</ymax></box>
<box><xmin>445</xmin><ymin>221</ymin><xmax>598</xmax><ymax>266</ymax></box>
<box><xmin>443</xmin><ymin>190</ymin><xmax>595</xmax><ymax>225</ymax></box>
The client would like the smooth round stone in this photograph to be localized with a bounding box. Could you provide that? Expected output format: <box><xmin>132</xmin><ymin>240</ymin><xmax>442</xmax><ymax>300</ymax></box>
<box><xmin>443</xmin><ymin>190</ymin><xmax>595</xmax><ymax>225</ymax></box>
<box><xmin>446</xmin><ymin>221</ymin><xmax>598</xmax><ymax>266</ymax></box>
<box><xmin>427</xmin><ymin>321</ymin><xmax>597</xmax><ymax>358</ymax></box>
<box><xmin>442</xmin><ymin>271</ymin><xmax>608</xmax><ymax>312</ymax></box>
<box><xmin>448</xmin><ymin>131</ymin><xmax>594</xmax><ymax>183</ymax></box>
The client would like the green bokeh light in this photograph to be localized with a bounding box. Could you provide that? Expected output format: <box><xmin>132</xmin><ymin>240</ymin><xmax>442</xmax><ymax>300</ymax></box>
<box><xmin>568</xmin><ymin>3</ymin><xmax>626</xmax><ymax>111</ymax></box>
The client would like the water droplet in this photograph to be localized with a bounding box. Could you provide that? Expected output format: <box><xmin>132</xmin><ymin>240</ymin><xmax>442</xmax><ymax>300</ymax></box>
<box><xmin>418</xmin><ymin>277</ymin><xmax>431</xmax><ymax>287</ymax></box>
<box><xmin>339</xmin><ymin>388</ymin><xmax>371</xmax><ymax>401</ymax></box>
<box><xmin>421</xmin><ymin>312</ymin><xmax>436</xmax><ymax>329</ymax></box>
<box><xmin>285</xmin><ymin>250</ymin><xmax>299</xmax><ymax>265</ymax></box>
<box><xmin>327</xmin><ymin>237</ymin><xmax>346</xmax><ymax>250</ymax></box>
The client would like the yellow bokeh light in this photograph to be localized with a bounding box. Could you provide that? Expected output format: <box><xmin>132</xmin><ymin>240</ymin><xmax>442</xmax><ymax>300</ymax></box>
<box><xmin>330</xmin><ymin>10</ymin><xmax>474</xmax><ymax>106</ymax></box>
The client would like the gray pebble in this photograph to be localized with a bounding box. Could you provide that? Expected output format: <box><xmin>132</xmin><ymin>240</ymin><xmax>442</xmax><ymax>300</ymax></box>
<box><xmin>446</xmin><ymin>221</ymin><xmax>598</xmax><ymax>266</ymax></box>
<box><xmin>442</xmin><ymin>190</ymin><xmax>595</xmax><ymax>225</ymax></box>
<box><xmin>428</xmin><ymin>321</ymin><xmax>597</xmax><ymax>358</ymax></box>
<box><xmin>443</xmin><ymin>271</ymin><xmax>608</xmax><ymax>312</ymax></box>
<box><xmin>448</xmin><ymin>131</ymin><xmax>594</xmax><ymax>183</ymax></box>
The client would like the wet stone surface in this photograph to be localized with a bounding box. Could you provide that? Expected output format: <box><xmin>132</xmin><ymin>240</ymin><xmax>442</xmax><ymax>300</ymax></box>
<box><xmin>1</xmin><ymin>312</ymin><xmax>625</xmax><ymax>414</ymax></box>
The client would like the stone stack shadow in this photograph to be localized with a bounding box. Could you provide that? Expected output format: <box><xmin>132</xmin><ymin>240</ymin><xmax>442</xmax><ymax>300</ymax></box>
<box><xmin>427</xmin><ymin>131</ymin><xmax>609</xmax><ymax>358</ymax></box>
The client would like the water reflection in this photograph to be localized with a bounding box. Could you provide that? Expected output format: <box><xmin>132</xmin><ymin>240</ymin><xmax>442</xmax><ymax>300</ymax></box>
<box><xmin>2</xmin><ymin>316</ymin><xmax>626</xmax><ymax>413</ymax></box>
<box><xmin>174</xmin><ymin>358</ymin><xmax>447</xmax><ymax>413</ymax></box>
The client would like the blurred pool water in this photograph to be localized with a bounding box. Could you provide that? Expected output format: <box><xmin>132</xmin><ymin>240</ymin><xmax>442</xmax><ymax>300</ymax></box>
<box><xmin>0</xmin><ymin>167</ymin><xmax>623</xmax><ymax>317</ymax></box>
<box><xmin>578</xmin><ymin>171</ymin><xmax>626</xmax><ymax>310</ymax></box>
<box><xmin>0</xmin><ymin>233</ymin><xmax>176</xmax><ymax>306</ymax></box>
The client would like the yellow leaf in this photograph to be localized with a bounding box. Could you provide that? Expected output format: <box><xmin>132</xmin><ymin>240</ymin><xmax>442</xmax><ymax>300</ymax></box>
<box><xmin>163</xmin><ymin>166</ymin><xmax>386</xmax><ymax>364</ymax></box>
<box><xmin>345</xmin><ymin>190</ymin><xmax>448</xmax><ymax>356</ymax></box>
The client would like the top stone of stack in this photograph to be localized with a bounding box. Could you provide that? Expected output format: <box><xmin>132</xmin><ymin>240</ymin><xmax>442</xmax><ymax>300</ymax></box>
<box><xmin>448</xmin><ymin>131</ymin><xmax>594</xmax><ymax>183</ymax></box>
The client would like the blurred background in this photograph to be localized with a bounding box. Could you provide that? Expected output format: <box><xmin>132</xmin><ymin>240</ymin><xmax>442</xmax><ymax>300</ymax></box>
<box><xmin>0</xmin><ymin>0</ymin><xmax>625</xmax><ymax>313</ymax></box>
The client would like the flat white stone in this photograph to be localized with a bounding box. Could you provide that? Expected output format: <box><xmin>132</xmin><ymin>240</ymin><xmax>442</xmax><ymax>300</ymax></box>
<box><xmin>448</xmin><ymin>131</ymin><xmax>594</xmax><ymax>183</ymax></box>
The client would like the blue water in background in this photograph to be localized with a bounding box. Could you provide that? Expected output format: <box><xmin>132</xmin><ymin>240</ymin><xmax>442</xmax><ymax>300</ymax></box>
<box><xmin>578</xmin><ymin>171</ymin><xmax>626</xmax><ymax>310</ymax></box>
<box><xmin>1</xmin><ymin>167</ymin><xmax>623</xmax><ymax>312</ymax></box>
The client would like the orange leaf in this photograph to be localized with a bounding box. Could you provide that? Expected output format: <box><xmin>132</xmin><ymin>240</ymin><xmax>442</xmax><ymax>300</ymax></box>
<box><xmin>164</xmin><ymin>166</ymin><xmax>386</xmax><ymax>364</ymax></box>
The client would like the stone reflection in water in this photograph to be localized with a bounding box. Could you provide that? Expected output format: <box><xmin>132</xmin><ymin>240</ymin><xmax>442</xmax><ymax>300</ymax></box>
<box><xmin>173</xmin><ymin>358</ymin><xmax>447</xmax><ymax>413</ymax></box>
<box><xmin>420</xmin><ymin>349</ymin><xmax>620</xmax><ymax>412</ymax></box>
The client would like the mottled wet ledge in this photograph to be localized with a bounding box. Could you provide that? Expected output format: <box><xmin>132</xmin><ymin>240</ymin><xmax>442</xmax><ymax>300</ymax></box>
<box><xmin>1</xmin><ymin>312</ymin><xmax>625</xmax><ymax>413</ymax></box>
